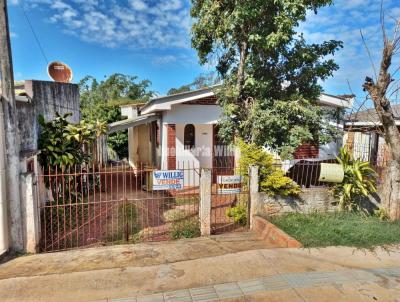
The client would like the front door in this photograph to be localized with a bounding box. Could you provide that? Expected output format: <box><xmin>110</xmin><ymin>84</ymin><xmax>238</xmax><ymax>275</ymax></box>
<box><xmin>212</xmin><ymin>125</ymin><xmax>234</xmax><ymax>181</ymax></box>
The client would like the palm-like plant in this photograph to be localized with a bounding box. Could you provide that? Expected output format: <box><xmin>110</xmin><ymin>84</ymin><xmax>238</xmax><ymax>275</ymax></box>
<box><xmin>334</xmin><ymin>147</ymin><xmax>377</xmax><ymax>211</ymax></box>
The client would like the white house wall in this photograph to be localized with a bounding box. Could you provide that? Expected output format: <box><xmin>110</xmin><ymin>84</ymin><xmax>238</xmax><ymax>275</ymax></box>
<box><xmin>163</xmin><ymin>104</ymin><xmax>221</xmax><ymax>124</ymax></box>
<box><xmin>161</xmin><ymin>123</ymin><xmax>168</xmax><ymax>170</ymax></box>
<box><xmin>160</xmin><ymin>123</ymin><xmax>213</xmax><ymax>186</ymax></box>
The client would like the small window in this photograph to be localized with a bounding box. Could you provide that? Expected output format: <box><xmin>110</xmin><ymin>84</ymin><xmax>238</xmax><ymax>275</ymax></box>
<box><xmin>184</xmin><ymin>124</ymin><xmax>195</xmax><ymax>150</ymax></box>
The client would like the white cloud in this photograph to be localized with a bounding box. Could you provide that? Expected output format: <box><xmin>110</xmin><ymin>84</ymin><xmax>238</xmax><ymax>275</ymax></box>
<box><xmin>152</xmin><ymin>55</ymin><xmax>177</xmax><ymax>65</ymax></box>
<box><xmin>23</xmin><ymin>0</ymin><xmax>191</xmax><ymax>50</ymax></box>
<box><xmin>300</xmin><ymin>0</ymin><xmax>399</xmax><ymax>98</ymax></box>
<box><xmin>130</xmin><ymin>0</ymin><xmax>147</xmax><ymax>11</ymax></box>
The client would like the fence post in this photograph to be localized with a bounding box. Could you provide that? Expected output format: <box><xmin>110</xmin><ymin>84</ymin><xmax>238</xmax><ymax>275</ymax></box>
<box><xmin>200</xmin><ymin>169</ymin><xmax>211</xmax><ymax>236</ymax></box>
<box><xmin>249</xmin><ymin>165</ymin><xmax>260</xmax><ymax>230</ymax></box>
<box><xmin>20</xmin><ymin>173</ymin><xmax>40</xmax><ymax>253</ymax></box>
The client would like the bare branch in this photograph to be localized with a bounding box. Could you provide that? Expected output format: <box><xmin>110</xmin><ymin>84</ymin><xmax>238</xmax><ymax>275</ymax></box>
<box><xmin>360</xmin><ymin>30</ymin><xmax>378</xmax><ymax>81</ymax></box>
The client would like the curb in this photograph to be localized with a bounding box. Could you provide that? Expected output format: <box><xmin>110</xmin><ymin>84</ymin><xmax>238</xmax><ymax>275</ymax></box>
<box><xmin>252</xmin><ymin>216</ymin><xmax>302</xmax><ymax>248</ymax></box>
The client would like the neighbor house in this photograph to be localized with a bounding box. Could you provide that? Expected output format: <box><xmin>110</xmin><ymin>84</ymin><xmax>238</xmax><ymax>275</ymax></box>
<box><xmin>109</xmin><ymin>86</ymin><xmax>352</xmax><ymax>182</ymax></box>
<box><xmin>343</xmin><ymin>106</ymin><xmax>396</xmax><ymax>176</ymax></box>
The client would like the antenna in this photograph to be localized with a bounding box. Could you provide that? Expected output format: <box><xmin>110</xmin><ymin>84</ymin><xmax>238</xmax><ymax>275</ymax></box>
<box><xmin>47</xmin><ymin>61</ymin><xmax>73</xmax><ymax>83</ymax></box>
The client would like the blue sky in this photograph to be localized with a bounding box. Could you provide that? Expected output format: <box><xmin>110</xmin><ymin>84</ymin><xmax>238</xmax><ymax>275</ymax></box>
<box><xmin>7</xmin><ymin>0</ymin><xmax>400</xmax><ymax>104</ymax></box>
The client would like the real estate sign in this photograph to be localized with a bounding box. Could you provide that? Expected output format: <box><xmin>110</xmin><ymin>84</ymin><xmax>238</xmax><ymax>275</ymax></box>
<box><xmin>217</xmin><ymin>175</ymin><xmax>242</xmax><ymax>194</ymax></box>
<box><xmin>153</xmin><ymin>170</ymin><xmax>184</xmax><ymax>190</ymax></box>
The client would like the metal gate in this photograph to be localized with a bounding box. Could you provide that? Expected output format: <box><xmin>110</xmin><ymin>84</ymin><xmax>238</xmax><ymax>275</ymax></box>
<box><xmin>37</xmin><ymin>163</ymin><xmax>201</xmax><ymax>252</ymax></box>
<box><xmin>210</xmin><ymin>166</ymin><xmax>250</xmax><ymax>234</ymax></box>
<box><xmin>37</xmin><ymin>163</ymin><xmax>249</xmax><ymax>252</ymax></box>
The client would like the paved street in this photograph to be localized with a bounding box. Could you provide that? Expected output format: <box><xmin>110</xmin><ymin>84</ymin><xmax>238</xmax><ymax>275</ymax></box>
<box><xmin>0</xmin><ymin>234</ymin><xmax>399</xmax><ymax>302</ymax></box>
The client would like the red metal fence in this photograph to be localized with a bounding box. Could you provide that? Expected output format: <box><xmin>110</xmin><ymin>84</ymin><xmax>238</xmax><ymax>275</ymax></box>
<box><xmin>37</xmin><ymin>163</ymin><xmax>250</xmax><ymax>252</ymax></box>
<box><xmin>38</xmin><ymin>163</ymin><xmax>201</xmax><ymax>252</ymax></box>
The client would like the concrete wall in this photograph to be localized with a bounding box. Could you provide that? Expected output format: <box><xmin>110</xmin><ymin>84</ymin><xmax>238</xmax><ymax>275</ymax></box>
<box><xmin>17</xmin><ymin>80</ymin><xmax>80</xmax><ymax>153</ymax></box>
<box><xmin>14</xmin><ymin>80</ymin><xmax>80</xmax><ymax>253</ymax></box>
<box><xmin>258</xmin><ymin>188</ymin><xmax>337</xmax><ymax>217</ymax></box>
<box><xmin>20</xmin><ymin>173</ymin><xmax>39</xmax><ymax>253</ymax></box>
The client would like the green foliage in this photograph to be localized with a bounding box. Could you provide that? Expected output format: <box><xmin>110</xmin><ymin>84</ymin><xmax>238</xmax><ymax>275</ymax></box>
<box><xmin>237</xmin><ymin>139</ymin><xmax>300</xmax><ymax>196</ymax></box>
<box><xmin>333</xmin><ymin>148</ymin><xmax>377</xmax><ymax>211</ymax></box>
<box><xmin>110</xmin><ymin>203</ymin><xmax>138</xmax><ymax>242</ymax></box>
<box><xmin>167</xmin><ymin>72</ymin><xmax>219</xmax><ymax>95</ymax></box>
<box><xmin>374</xmin><ymin>207</ymin><xmax>390</xmax><ymax>221</ymax></box>
<box><xmin>260</xmin><ymin>169</ymin><xmax>302</xmax><ymax>197</ymax></box>
<box><xmin>226</xmin><ymin>203</ymin><xmax>247</xmax><ymax>226</ymax></box>
<box><xmin>38</xmin><ymin>113</ymin><xmax>107</xmax><ymax>169</ymax></box>
<box><xmin>79</xmin><ymin>73</ymin><xmax>153</xmax><ymax>159</ymax></box>
<box><xmin>170</xmin><ymin>218</ymin><xmax>200</xmax><ymax>240</ymax></box>
<box><xmin>269</xmin><ymin>212</ymin><xmax>400</xmax><ymax>248</ymax></box>
<box><xmin>191</xmin><ymin>0</ymin><xmax>343</xmax><ymax>158</ymax></box>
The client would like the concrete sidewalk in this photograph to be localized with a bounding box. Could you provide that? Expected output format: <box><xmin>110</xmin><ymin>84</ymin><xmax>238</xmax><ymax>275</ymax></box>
<box><xmin>0</xmin><ymin>233</ymin><xmax>399</xmax><ymax>302</ymax></box>
<box><xmin>102</xmin><ymin>266</ymin><xmax>400</xmax><ymax>302</ymax></box>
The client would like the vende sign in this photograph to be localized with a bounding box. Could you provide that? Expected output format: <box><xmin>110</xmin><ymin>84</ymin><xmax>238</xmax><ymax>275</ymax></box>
<box><xmin>217</xmin><ymin>175</ymin><xmax>242</xmax><ymax>194</ymax></box>
<box><xmin>153</xmin><ymin>170</ymin><xmax>184</xmax><ymax>190</ymax></box>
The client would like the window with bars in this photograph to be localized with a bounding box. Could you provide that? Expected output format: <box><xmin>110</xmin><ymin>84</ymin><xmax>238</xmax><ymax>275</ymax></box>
<box><xmin>184</xmin><ymin>124</ymin><xmax>195</xmax><ymax>150</ymax></box>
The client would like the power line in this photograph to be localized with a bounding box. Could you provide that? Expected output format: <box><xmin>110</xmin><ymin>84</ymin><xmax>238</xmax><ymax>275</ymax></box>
<box><xmin>18</xmin><ymin>1</ymin><xmax>49</xmax><ymax>65</ymax></box>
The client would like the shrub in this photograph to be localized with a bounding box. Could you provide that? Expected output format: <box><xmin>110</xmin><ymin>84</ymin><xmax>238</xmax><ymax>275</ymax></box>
<box><xmin>260</xmin><ymin>169</ymin><xmax>302</xmax><ymax>196</ymax></box>
<box><xmin>237</xmin><ymin>139</ymin><xmax>300</xmax><ymax>196</ymax></box>
<box><xmin>226</xmin><ymin>203</ymin><xmax>247</xmax><ymax>226</ymax></box>
<box><xmin>333</xmin><ymin>148</ymin><xmax>377</xmax><ymax>211</ymax></box>
<box><xmin>374</xmin><ymin>207</ymin><xmax>390</xmax><ymax>221</ymax></box>
<box><xmin>170</xmin><ymin>218</ymin><xmax>200</xmax><ymax>239</ymax></box>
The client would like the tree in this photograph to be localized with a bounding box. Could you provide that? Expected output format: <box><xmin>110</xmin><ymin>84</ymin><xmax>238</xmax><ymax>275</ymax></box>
<box><xmin>361</xmin><ymin>15</ymin><xmax>400</xmax><ymax>220</ymax></box>
<box><xmin>191</xmin><ymin>0</ymin><xmax>342</xmax><ymax>159</ymax></box>
<box><xmin>38</xmin><ymin>113</ymin><xmax>107</xmax><ymax>169</ymax></box>
<box><xmin>167</xmin><ymin>72</ymin><xmax>219</xmax><ymax>95</ymax></box>
<box><xmin>79</xmin><ymin>74</ymin><xmax>153</xmax><ymax>159</ymax></box>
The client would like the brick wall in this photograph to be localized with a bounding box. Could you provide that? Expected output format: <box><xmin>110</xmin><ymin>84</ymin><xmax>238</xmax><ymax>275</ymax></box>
<box><xmin>184</xmin><ymin>96</ymin><xmax>217</xmax><ymax>105</ymax></box>
<box><xmin>294</xmin><ymin>143</ymin><xmax>319</xmax><ymax>159</ymax></box>
<box><xmin>167</xmin><ymin>124</ymin><xmax>176</xmax><ymax>170</ymax></box>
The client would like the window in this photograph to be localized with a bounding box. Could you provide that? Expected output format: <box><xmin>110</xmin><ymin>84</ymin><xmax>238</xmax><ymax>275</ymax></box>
<box><xmin>184</xmin><ymin>124</ymin><xmax>195</xmax><ymax>150</ymax></box>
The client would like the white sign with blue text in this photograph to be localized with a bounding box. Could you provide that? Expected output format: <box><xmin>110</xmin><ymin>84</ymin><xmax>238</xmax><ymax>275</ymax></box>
<box><xmin>152</xmin><ymin>170</ymin><xmax>184</xmax><ymax>190</ymax></box>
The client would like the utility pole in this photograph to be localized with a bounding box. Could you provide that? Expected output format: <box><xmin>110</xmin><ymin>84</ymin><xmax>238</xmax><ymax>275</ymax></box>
<box><xmin>0</xmin><ymin>0</ymin><xmax>23</xmax><ymax>251</ymax></box>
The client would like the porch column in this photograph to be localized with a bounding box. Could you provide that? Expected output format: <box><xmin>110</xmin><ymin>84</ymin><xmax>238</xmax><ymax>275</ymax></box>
<box><xmin>167</xmin><ymin>124</ymin><xmax>176</xmax><ymax>170</ymax></box>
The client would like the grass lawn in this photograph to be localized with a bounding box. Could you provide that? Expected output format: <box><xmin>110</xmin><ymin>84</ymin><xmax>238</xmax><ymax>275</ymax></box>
<box><xmin>269</xmin><ymin>212</ymin><xmax>400</xmax><ymax>249</ymax></box>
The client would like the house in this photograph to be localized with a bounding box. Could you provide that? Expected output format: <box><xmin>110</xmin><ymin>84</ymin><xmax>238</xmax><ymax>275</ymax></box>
<box><xmin>110</xmin><ymin>86</ymin><xmax>352</xmax><ymax>184</ymax></box>
<box><xmin>343</xmin><ymin>106</ymin><xmax>396</xmax><ymax>173</ymax></box>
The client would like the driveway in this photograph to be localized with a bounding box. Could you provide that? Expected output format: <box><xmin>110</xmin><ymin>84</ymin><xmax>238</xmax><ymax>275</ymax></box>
<box><xmin>0</xmin><ymin>234</ymin><xmax>399</xmax><ymax>301</ymax></box>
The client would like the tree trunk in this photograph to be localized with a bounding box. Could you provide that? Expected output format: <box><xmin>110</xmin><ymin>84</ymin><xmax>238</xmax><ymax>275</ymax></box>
<box><xmin>381</xmin><ymin>160</ymin><xmax>400</xmax><ymax>219</ymax></box>
<box><xmin>363</xmin><ymin>35</ymin><xmax>400</xmax><ymax>220</ymax></box>
<box><xmin>236</xmin><ymin>40</ymin><xmax>248</xmax><ymax>95</ymax></box>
